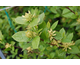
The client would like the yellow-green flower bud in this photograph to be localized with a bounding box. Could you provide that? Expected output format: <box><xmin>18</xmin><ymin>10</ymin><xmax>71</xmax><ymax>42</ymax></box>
<box><xmin>50</xmin><ymin>37</ymin><xmax>53</xmax><ymax>41</ymax></box>
<box><xmin>5</xmin><ymin>43</ymin><xmax>11</xmax><ymax>48</ymax></box>
<box><xmin>48</xmin><ymin>28</ymin><xmax>56</xmax><ymax>41</ymax></box>
<box><xmin>22</xmin><ymin>11</ymin><xmax>33</xmax><ymax>22</ymax></box>
<box><xmin>57</xmin><ymin>40</ymin><xmax>61</xmax><ymax>43</ymax></box>
<box><xmin>26</xmin><ymin>25</ymin><xmax>32</xmax><ymax>30</ymax></box>
<box><xmin>32</xmin><ymin>32</ymin><xmax>37</xmax><ymax>37</ymax></box>
<box><xmin>61</xmin><ymin>41</ymin><xmax>75</xmax><ymax>51</ymax></box>
<box><xmin>25</xmin><ymin>30</ymin><xmax>33</xmax><ymax>38</ymax></box>
<box><xmin>51</xmin><ymin>40</ymin><xmax>59</xmax><ymax>47</ymax></box>
<box><xmin>26</xmin><ymin>46</ymin><xmax>32</xmax><ymax>52</ymax></box>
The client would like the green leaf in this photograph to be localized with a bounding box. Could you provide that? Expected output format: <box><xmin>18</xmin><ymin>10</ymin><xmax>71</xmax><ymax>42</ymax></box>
<box><xmin>47</xmin><ymin>21</ymin><xmax>50</xmax><ymax>29</ymax></box>
<box><xmin>59</xmin><ymin>28</ymin><xmax>72</xmax><ymax>43</ymax></box>
<box><xmin>51</xmin><ymin>21</ymin><xmax>58</xmax><ymax>30</ymax></box>
<box><xmin>29</xmin><ymin>18</ymin><xmax>39</xmax><ymax>27</ymax></box>
<box><xmin>0</xmin><ymin>19</ymin><xmax>3</xmax><ymax>24</ymax></box>
<box><xmin>15</xmin><ymin>16</ymin><xmax>29</xmax><ymax>24</ymax></box>
<box><xmin>75</xmin><ymin>39</ymin><xmax>80</xmax><ymax>46</ymax></box>
<box><xmin>70</xmin><ymin>22</ymin><xmax>78</xmax><ymax>27</ymax></box>
<box><xmin>39</xmin><ymin>45</ymin><xmax>45</xmax><ymax>51</ymax></box>
<box><xmin>12</xmin><ymin>46</ymin><xmax>14</xmax><ymax>51</ymax></box>
<box><xmin>56</xmin><ymin>49</ymin><xmax>66</xmax><ymax>58</ymax></box>
<box><xmin>72</xmin><ymin>55</ymin><xmax>80</xmax><ymax>59</ymax></box>
<box><xmin>63</xmin><ymin>13</ymin><xmax>74</xmax><ymax>18</ymax></box>
<box><xmin>15</xmin><ymin>49</ymin><xmax>18</xmax><ymax>54</ymax></box>
<box><xmin>50</xmin><ymin>6</ymin><xmax>57</xmax><ymax>13</ymax></box>
<box><xmin>12</xmin><ymin>31</ymin><xmax>30</xmax><ymax>42</ymax></box>
<box><xmin>67</xmin><ymin>33</ymin><xmax>73</xmax><ymax>41</ymax></box>
<box><xmin>68</xmin><ymin>46</ymin><xmax>80</xmax><ymax>54</ymax></box>
<box><xmin>62</xmin><ymin>9</ymin><xmax>70</xmax><ymax>14</ymax></box>
<box><xmin>31</xmin><ymin>8</ymin><xmax>40</xmax><ymax>16</ymax></box>
<box><xmin>53</xmin><ymin>14</ymin><xmax>60</xmax><ymax>18</ymax></box>
<box><xmin>63</xmin><ymin>13</ymin><xmax>76</xmax><ymax>19</ymax></box>
<box><xmin>32</xmin><ymin>36</ymin><xmax>40</xmax><ymax>49</ymax></box>
<box><xmin>76</xmin><ymin>25</ymin><xmax>80</xmax><ymax>30</ymax></box>
<box><xmin>50</xmin><ymin>52</ymin><xmax>55</xmax><ymax>58</ymax></box>
<box><xmin>11</xmin><ymin>41</ymin><xmax>15</xmax><ymax>46</ymax></box>
<box><xmin>39</xmin><ymin>22</ymin><xmax>49</xmax><ymax>40</ymax></box>
<box><xmin>62</xmin><ymin>33</ymin><xmax>73</xmax><ymax>43</ymax></box>
<box><xmin>19</xmin><ymin>42</ymin><xmax>32</xmax><ymax>50</ymax></box>
<box><xmin>62</xmin><ymin>38</ymin><xmax>71</xmax><ymax>43</ymax></box>
<box><xmin>37</xmin><ymin>28</ymin><xmax>43</xmax><ymax>33</ymax></box>
<box><xmin>0</xmin><ymin>30</ymin><xmax>3</xmax><ymax>39</ymax></box>
<box><xmin>59</xmin><ymin>28</ymin><xmax>65</xmax><ymax>38</ymax></box>
<box><xmin>54</xmin><ymin>32</ymin><xmax>63</xmax><ymax>40</ymax></box>
<box><xmin>62</xmin><ymin>8</ymin><xmax>76</xmax><ymax>19</ymax></box>
<box><xmin>38</xmin><ymin>21</ymin><xmax>47</xmax><ymax>29</ymax></box>
<box><xmin>41</xmin><ymin>28</ymin><xmax>49</xmax><ymax>40</ymax></box>
<box><xmin>38</xmin><ymin>13</ymin><xmax>45</xmax><ymax>24</ymax></box>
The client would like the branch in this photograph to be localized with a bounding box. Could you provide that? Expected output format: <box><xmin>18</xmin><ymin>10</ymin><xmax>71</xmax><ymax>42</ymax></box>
<box><xmin>14</xmin><ymin>46</ymin><xmax>22</xmax><ymax>49</ymax></box>
<box><xmin>66</xmin><ymin>6</ymin><xmax>75</xmax><ymax>14</ymax></box>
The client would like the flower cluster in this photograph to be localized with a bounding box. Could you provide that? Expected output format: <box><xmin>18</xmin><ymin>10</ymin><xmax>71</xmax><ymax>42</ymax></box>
<box><xmin>51</xmin><ymin>39</ymin><xmax>59</xmax><ymax>47</ymax></box>
<box><xmin>25</xmin><ymin>30</ymin><xmax>33</xmax><ymax>38</ymax></box>
<box><xmin>26</xmin><ymin>46</ymin><xmax>32</xmax><ymax>52</ymax></box>
<box><xmin>26</xmin><ymin>25</ymin><xmax>32</xmax><ymax>30</ymax></box>
<box><xmin>48</xmin><ymin>28</ymin><xmax>60</xmax><ymax>47</ymax></box>
<box><xmin>48</xmin><ymin>28</ymin><xmax>75</xmax><ymax>51</ymax></box>
<box><xmin>61</xmin><ymin>41</ymin><xmax>75</xmax><ymax>51</ymax></box>
<box><xmin>5</xmin><ymin>43</ymin><xmax>11</xmax><ymax>48</ymax></box>
<box><xmin>22</xmin><ymin>11</ymin><xmax>33</xmax><ymax>22</ymax></box>
<box><xmin>48</xmin><ymin>28</ymin><xmax>56</xmax><ymax>41</ymax></box>
<box><xmin>25</xmin><ymin>30</ymin><xmax>37</xmax><ymax>38</ymax></box>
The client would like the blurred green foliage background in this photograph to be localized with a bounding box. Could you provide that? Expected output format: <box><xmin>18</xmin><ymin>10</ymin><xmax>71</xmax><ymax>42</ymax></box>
<box><xmin>0</xmin><ymin>6</ymin><xmax>80</xmax><ymax>59</ymax></box>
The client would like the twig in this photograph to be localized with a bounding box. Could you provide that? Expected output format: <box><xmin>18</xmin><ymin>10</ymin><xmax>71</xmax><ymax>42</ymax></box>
<box><xmin>14</xmin><ymin>46</ymin><xmax>22</xmax><ymax>49</ymax></box>
<box><xmin>66</xmin><ymin>6</ymin><xmax>75</xmax><ymax>14</ymax></box>
<box><xmin>76</xmin><ymin>54</ymin><xmax>80</xmax><ymax>58</ymax></box>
